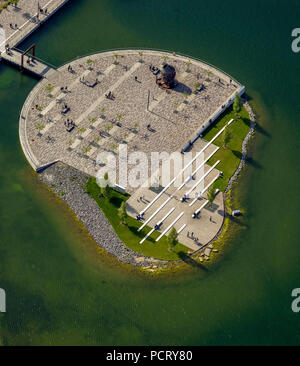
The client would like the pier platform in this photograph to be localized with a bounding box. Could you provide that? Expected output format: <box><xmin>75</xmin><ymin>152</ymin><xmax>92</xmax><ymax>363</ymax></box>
<box><xmin>1</xmin><ymin>48</ymin><xmax>57</xmax><ymax>78</ymax></box>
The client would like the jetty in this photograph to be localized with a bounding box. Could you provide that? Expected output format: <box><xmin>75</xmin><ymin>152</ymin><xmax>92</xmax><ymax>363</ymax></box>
<box><xmin>0</xmin><ymin>0</ymin><xmax>70</xmax><ymax>77</ymax></box>
<box><xmin>1</xmin><ymin>47</ymin><xmax>57</xmax><ymax>77</ymax></box>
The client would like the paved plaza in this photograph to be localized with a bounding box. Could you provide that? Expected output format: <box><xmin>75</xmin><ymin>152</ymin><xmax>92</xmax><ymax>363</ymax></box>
<box><xmin>20</xmin><ymin>49</ymin><xmax>243</xmax><ymax>252</ymax></box>
<box><xmin>127</xmin><ymin>136</ymin><xmax>225</xmax><ymax>251</ymax></box>
<box><xmin>20</xmin><ymin>50</ymin><xmax>239</xmax><ymax>177</ymax></box>
<box><xmin>0</xmin><ymin>0</ymin><xmax>68</xmax><ymax>50</ymax></box>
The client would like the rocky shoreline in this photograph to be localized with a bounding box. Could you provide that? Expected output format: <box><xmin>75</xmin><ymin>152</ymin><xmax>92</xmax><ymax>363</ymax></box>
<box><xmin>39</xmin><ymin>100</ymin><xmax>256</xmax><ymax>269</ymax></box>
<box><xmin>225</xmin><ymin>99</ymin><xmax>256</xmax><ymax>194</ymax></box>
<box><xmin>193</xmin><ymin>99</ymin><xmax>257</xmax><ymax>251</ymax></box>
<box><xmin>39</xmin><ymin>163</ymin><xmax>168</xmax><ymax>268</ymax></box>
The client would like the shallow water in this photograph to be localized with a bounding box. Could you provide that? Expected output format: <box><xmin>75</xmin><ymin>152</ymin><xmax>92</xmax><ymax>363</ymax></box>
<box><xmin>0</xmin><ymin>0</ymin><xmax>299</xmax><ymax>345</ymax></box>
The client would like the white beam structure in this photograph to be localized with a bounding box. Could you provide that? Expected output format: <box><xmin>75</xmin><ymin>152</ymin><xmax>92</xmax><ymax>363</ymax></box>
<box><xmin>189</xmin><ymin>194</ymin><xmax>201</xmax><ymax>207</ymax></box>
<box><xmin>185</xmin><ymin>160</ymin><xmax>220</xmax><ymax>197</ymax></box>
<box><xmin>140</xmin><ymin>119</ymin><xmax>233</xmax><ymax>216</ymax></box>
<box><xmin>201</xmin><ymin>174</ymin><xmax>220</xmax><ymax>195</ymax></box>
<box><xmin>177</xmin><ymin>223</ymin><xmax>187</xmax><ymax>234</ymax></box>
<box><xmin>137</xmin><ymin>195</ymin><xmax>173</xmax><ymax>232</ymax></box>
<box><xmin>194</xmin><ymin>200</ymin><xmax>209</xmax><ymax>216</ymax></box>
<box><xmin>139</xmin><ymin>207</ymin><xmax>175</xmax><ymax>244</ymax></box>
<box><xmin>177</xmin><ymin>146</ymin><xmax>219</xmax><ymax>190</ymax></box>
<box><xmin>156</xmin><ymin>212</ymin><xmax>184</xmax><ymax>242</ymax></box>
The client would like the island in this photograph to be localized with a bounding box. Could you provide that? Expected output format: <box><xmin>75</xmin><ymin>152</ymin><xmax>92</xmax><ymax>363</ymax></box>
<box><xmin>17</xmin><ymin>49</ymin><xmax>256</xmax><ymax>270</ymax></box>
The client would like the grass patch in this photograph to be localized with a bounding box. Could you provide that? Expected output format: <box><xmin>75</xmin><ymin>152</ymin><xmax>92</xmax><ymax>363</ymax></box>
<box><xmin>86</xmin><ymin>178</ymin><xmax>190</xmax><ymax>260</ymax></box>
<box><xmin>0</xmin><ymin>1</ymin><xmax>18</xmax><ymax>13</ymax></box>
<box><xmin>202</xmin><ymin>105</ymin><xmax>250</xmax><ymax>191</ymax></box>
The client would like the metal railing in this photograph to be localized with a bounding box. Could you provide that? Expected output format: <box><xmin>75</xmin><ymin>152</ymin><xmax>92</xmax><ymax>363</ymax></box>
<box><xmin>57</xmin><ymin>47</ymin><xmax>241</xmax><ymax>86</ymax></box>
<box><xmin>0</xmin><ymin>0</ymin><xmax>69</xmax><ymax>48</ymax></box>
<box><xmin>13</xmin><ymin>46</ymin><xmax>58</xmax><ymax>70</ymax></box>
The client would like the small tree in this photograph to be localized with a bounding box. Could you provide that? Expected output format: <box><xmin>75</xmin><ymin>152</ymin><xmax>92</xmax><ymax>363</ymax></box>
<box><xmin>167</xmin><ymin>227</ymin><xmax>178</xmax><ymax>251</ymax></box>
<box><xmin>183</xmin><ymin>90</ymin><xmax>189</xmax><ymax>101</ymax></box>
<box><xmin>113</xmin><ymin>53</ymin><xmax>119</xmax><ymax>65</ymax></box>
<box><xmin>100</xmin><ymin>172</ymin><xmax>111</xmax><ymax>199</ymax></box>
<box><xmin>133</xmin><ymin>122</ymin><xmax>139</xmax><ymax>131</ymax></box>
<box><xmin>116</xmin><ymin>113</ymin><xmax>124</xmax><ymax>123</ymax></box>
<box><xmin>118</xmin><ymin>201</ymin><xmax>127</xmax><ymax>225</ymax></box>
<box><xmin>162</xmin><ymin>55</ymin><xmax>169</xmax><ymax>64</ymax></box>
<box><xmin>194</xmin><ymin>82</ymin><xmax>200</xmax><ymax>92</ymax></box>
<box><xmin>86</xmin><ymin>59</ymin><xmax>94</xmax><ymax>70</ymax></box>
<box><xmin>185</xmin><ymin>60</ymin><xmax>192</xmax><ymax>72</ymax></box>
<box><xmin>207</xmin><ymin>185</ymin><xmax>216</xmax><ymax>207</ymax></box>
<box><xmin>104</xmin><ymin>124</ymin><xmax>112</xmax><ymax>134</ymax></box>
<box><xmin>138</xmin><ymin>51</ymin><xmax>144</xmax><ymax>62</ymax></box>
<box><xmin>233</xmin><ymin>92</ymin><xmax>242</xmax><ymax>115</ymax></box>
<box><xmin>223</xmin><ymin>128</ymin><xmax>231</xmax><ymax>149</ymax></box>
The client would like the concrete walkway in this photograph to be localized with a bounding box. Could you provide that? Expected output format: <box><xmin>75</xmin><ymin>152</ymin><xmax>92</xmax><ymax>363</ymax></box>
<box><xmin>127</xmin><ymin>137</ymin><xmax>224</xmax><ymax>251</ymax></box>
<box><xmin>0</xmin><ymin>0</ymin><xmax>69</xmax><ymax>75</ymax></box>
<box><xmin>1</xmin><ymin>47</ymin><xmax>56</xmax><ymax>77</ymax></box>
<box><xmin>19</xmin><ymin>50</ymin><xmax>242</xmax><ymax>179</ymax></box>
<box><xmin>0</xmin><ymin>0</ymin><xmax>69</xmax><ymax>49</ymax></box>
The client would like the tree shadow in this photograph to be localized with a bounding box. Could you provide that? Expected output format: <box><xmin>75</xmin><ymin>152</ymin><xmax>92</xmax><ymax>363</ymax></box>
<box><xmin>242</xmin><ymin>117</ymin><xmax>270</xmax><ymax>137</ymax></box>
<box><xmin>127</xmin><ymin>226</ymin><xmax>156</xmax><ymax>243</ymax></box>
<box><xmin>177</xmin><ymin>251</ymin><xmax>209</xmax><ymax>271</ymax></box>
<box><xmin>109</xmin><ymin>196</ymin><xmax>122</xmax><ymax>208</ymax></box>
<box><xmin>22</xmin><ymin>12</ymin><xmax>32</xmax><ymax>20</ymax></box>
<box><xmin>255</xmin><ymin>122</ymin><xmax>270</xmax><ymax>137</ymax></box>
<box><xmin>243</xmin><ymin>93</ymin><xmax>253</xmax><ymax>102</ymax></box>
<box><xmin>204</xmin><ymin>203</ymin><xmax>219</xmax><ymax>213</ymax></box>
<box><xmin>232</xmin><ymin>150</ymin><xmax>262</xmax><ymax>169</ymax></box>
<box><xmin>149</xmin><ymin>185</ymin><xmax>164</xmax><ymax>194</ymax></box>
<box><xmin>126</xmin><ymin>203</ymin><xmax>138</xmax><ymax>215</ymax></box>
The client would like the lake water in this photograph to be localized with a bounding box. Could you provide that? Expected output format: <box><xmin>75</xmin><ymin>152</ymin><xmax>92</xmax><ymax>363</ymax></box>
<box><xmin>0</xmin><ymin>0</ymin><xmax>299</xmax><ymax>345</ymax></box>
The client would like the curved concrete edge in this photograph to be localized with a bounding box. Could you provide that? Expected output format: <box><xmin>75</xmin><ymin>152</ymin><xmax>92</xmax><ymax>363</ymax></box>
<box><xmin>20</xmin><ymin>49</ymin><xmax>244</xmax><ymax>174</ymax></box>
<box><xmin>59</xmin><ymin>48</ymin><xmax>242</xmax><ymax>86</ymax></box>
<box><xmin>191</xmin><ymin>100</ymin><xmax>256</xmax><ymax>258</ymax></box>
<box><xmin>189</xmin><ymin>85</ymin><xmax>245</xmax><ymax>146</ymax></box>
<box><xmin>18</xmin><ymin>77</ymin><xmax>55</xmax><ymax>171</ymax></box>
<box><xmin>8</xmin><ymin>0</ymin><xmax>70</xmax><ymax>51</ymax></box>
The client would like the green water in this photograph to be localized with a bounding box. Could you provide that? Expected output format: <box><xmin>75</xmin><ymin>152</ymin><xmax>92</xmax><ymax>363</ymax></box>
<box><xmin>0</xmin><ymin>0</ymin><xmax>300</xmax><ymax>345</ymax></box>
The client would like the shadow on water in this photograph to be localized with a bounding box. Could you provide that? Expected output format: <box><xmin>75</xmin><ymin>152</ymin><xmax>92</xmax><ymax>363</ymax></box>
<box><xmin>232</xmin><ymin>150</ymin><xmax>262</xmax><ymax>169</ymax></box>
<box><xmin>242</xmin><ymin>117</ymin><xmax>270</xmax><ymax>137</ymax></box>
<box><xmin>177</xmin><ymin>251</ymin><xmax>209</xmax><ymax>272</ymax></box>
<box><xmin>226</xmin><ymin>212</ymin><xmax>249</xmax><ymax>229</ymax></box>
